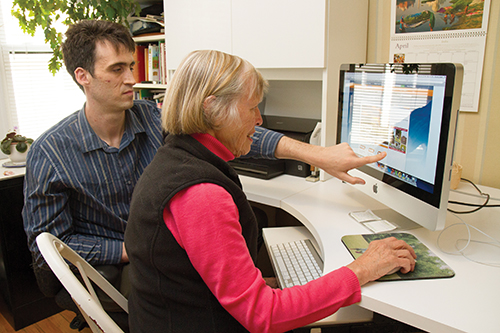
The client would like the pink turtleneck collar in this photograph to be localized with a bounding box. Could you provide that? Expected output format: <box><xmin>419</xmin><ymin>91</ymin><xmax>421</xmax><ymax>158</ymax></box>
<box><xmin>191</xmin><ymin>133</ymin><xmax>235</xmax><ymax>162</ymax></box>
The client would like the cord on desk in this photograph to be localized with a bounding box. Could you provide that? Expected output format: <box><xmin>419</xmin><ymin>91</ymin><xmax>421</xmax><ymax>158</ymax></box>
<box><xmin>437</xmin><ymin>213</ymin><xmax>500</xmax><ymax>268</ymax></box>
<box><xmin>447</xmin><ymin>178</ymin><xmax>499</xmax><ymax>214</ymax></box>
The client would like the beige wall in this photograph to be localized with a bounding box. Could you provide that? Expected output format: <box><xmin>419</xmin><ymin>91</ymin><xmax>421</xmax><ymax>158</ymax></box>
<box><xmin>367</xmin><ymin>0</ymin><xmax>500</xmax><ymax>189</ymax></box>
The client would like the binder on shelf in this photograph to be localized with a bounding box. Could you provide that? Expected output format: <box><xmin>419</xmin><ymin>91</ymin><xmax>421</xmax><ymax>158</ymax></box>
<box><xmin>133</xmin><ymin>44</ymin><xmax>147</xmax><ymax>83</ymax></box>
<box><xmin>144</xmin><ymin>47</ymin><xmax>149</xmax><ymax>81</ymax></box>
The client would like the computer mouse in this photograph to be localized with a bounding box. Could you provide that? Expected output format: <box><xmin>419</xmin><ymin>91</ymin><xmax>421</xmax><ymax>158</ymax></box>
<box><xmin>385</xmin><ymin>260</ymin><xmax>418</xmax><ymax>276</ymax></box>
<box><xmin>386</xmin><ymin>267</ymin><xmax>400</xmax><ymax>276</ymax></box>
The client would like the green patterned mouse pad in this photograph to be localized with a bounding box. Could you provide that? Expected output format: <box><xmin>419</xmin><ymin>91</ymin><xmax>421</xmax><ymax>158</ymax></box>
<box><xmin>341</xmin><ymin>233</ymin><xmax>455</xmax><ymax>281</ymax></box>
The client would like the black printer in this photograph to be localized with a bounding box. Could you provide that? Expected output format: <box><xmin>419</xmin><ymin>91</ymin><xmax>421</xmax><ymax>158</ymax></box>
<box><xmin>229</xmin><ymin>115</ymin><xmax>320</xmax><ymax>179</ymax></box>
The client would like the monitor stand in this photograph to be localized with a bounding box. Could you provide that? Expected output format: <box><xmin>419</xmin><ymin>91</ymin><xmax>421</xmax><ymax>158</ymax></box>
<box><xmin>372</xmin><ymin>209</ymin><xmax>421</xmax><ymax>231</ymax></box>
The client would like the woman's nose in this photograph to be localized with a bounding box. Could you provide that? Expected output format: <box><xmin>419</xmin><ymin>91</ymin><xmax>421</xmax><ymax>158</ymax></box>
<box><xmin>255</xmin><ymin>108</ymin><xmax>263</xmax><ymax>126</ymax></box>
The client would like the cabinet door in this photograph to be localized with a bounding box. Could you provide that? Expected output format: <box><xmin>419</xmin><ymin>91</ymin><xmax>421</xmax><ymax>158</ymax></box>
<box><xmin>164</xmin><ymin>0</ymin><xmax>232</xmax><ymax>69</ymax></box>
<box><xmin>231</xmin><ymin>0</ymin><xmax>326</xmax><ymax>68</ymax></box>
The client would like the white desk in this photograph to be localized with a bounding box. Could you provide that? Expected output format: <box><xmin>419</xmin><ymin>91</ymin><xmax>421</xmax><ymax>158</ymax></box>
<box><xmin>1</xmin><ymin>158</ymin><xmax>26</xmax><ymax>181</ymax></box>
<box><xmin>242</xmin><ymin>174</ymin><xmax>500</xmax><ymax>333</ymax></box>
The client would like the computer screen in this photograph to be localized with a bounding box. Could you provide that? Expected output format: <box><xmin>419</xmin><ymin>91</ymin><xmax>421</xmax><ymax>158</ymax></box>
<box><xmin>337</xmin><ymin>63</ymin><xmax>463</xmax><ymax>231</ymax></box>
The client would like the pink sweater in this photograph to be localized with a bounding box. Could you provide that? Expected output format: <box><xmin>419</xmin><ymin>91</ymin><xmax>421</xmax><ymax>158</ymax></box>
<box><xmin>162</xmin><ymin>133</ymin><xmax>361</xmax><ymax>332</ymax></box>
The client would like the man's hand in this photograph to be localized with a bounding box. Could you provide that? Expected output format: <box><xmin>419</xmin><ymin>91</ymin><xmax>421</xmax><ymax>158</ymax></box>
<box><xmin>274</xmin><ymin>137</ymin><xmax>386</xmax><ymax>184</ymax></box>
<box><xmin>121</xmin><ymin>243</ymin><xmax>129</xmax><ymax>263</ymax></box>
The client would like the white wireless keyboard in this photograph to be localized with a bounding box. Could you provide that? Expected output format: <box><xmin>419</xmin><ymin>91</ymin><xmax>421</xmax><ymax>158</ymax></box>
<box><xmin>269</xmin><ymin>239</ymin><xmax>323</xmax><ymax>289</ymax></box>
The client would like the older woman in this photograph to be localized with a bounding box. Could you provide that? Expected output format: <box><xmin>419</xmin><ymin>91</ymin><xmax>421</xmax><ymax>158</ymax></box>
<box><xmin>125</xmin><ymin>50</ymin><xmax>416</xmax><ymax>333</ymax></box>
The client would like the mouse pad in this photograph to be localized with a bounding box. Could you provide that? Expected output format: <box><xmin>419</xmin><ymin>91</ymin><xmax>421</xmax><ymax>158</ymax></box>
<box><xmin>341</xmin><ymin>233</ymin><xmax>455</xmax><ymax>281</ymax></box>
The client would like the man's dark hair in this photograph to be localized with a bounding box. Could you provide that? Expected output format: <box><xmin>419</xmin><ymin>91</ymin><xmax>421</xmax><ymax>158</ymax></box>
<box><xmin>61</xmin><ymin>20</ymin><xmax>136</xmax><ymax>91</ymax></box>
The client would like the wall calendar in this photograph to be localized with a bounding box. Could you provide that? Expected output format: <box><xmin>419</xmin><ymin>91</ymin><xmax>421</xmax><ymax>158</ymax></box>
<box><xmin>390</xmin><ymin>0</ymin><xmax>491</xmax><ymax>112</ymax></box>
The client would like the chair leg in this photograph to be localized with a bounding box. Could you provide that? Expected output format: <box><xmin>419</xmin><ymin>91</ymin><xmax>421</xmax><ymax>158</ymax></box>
<box><xmin>69</xmin><ymin>313</ymin><xmax>89</xmax><ymax>331</ymax></box>
<box><xmin>33</xmin><ymin>259</ymin><xmax>129</xmax><ymax>331</ymax></box>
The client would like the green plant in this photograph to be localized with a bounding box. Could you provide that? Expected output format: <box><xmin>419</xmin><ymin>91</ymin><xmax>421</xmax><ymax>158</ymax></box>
<box><xmin>11</xmin><ymin>0</ymin><xmax>140</xmax><ymax>74</ymax></box>
<box><xmin>1</xmin><ymin>131</ymin><xmax>34</xmax><ymax>155</ymax></box>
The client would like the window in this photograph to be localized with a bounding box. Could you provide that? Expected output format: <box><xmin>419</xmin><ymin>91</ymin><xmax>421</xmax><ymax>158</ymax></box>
<box><xmin>0</xmin><ymin>0</ymin><xmax>85</xmax><ymax>157</ymax></box>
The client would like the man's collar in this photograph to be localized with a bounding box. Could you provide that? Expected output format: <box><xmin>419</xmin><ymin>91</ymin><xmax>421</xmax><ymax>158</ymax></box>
<box><xmin>78</xmin><ymin>104</ymin><xmax>147</xmax><ymax>153</ymax></box>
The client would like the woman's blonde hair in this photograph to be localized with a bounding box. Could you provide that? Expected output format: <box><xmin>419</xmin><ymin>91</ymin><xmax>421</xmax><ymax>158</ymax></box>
<box><xmin>162</xmin><ymin>50</ymin><xmax>268</xmax><ymax>134</ymax></box>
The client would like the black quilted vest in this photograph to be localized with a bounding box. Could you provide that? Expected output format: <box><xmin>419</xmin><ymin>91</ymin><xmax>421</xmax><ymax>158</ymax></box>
<box><xmin>125</xmin><ymin>134</ymin><xmax>257</xmax><ymax>332</ymax></box>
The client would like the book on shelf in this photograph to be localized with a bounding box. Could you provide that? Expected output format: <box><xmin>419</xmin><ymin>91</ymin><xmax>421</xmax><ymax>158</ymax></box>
<box><xmin>133</xmin><ymin>45</ymin><xmax>147</xmax><ymax>83</ymax></box>
<box><xmin>148</xmin><ymin>43</ymin><xmax>160</xmax><ymax>82</ymax></box>
<box><xmin>144</xmin><ymin>46</ymin><xmax>149</xmax><ymax>82</ymax></box>
<box><xmin>159</xmin><ymin>40</ymin><xmax>167</xmax><ymax>85</ymax></box>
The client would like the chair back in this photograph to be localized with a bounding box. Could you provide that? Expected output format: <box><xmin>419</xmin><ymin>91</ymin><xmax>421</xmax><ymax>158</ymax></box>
<box><xmin>36</xmin><ymin>232</ymin><xmax>128</xmax><ymax>333</ymax></box>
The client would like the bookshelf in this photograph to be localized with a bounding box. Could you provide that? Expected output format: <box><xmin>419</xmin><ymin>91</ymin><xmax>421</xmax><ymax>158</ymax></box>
<box><xmin>133</xmin><ymin>82</ymin><xmax>167</xmax><ymax>89</ymax></box>
<box><xmin>132</xmin><ymin>33</ymin><xmax>167</xmax><ymax>85</ymax></box>
<box><xmin>132</xmin><ymin>33</ymin><xmax>167</xmax><ymax>105</ymax></box>
<box><xmin>133</xmin><ymin>34</ymin><xmax>164</xmax><ymax>44</ymax></box>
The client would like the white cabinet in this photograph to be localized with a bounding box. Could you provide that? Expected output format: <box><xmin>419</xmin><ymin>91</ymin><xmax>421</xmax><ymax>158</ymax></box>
<box><xmin>231</xmin><ymin>1</ymin><xmax>325</xmax><ymax>68</ymax></box>
<box><xmin>164</xmin><ymin>0</ymin><xmax>325</xmax><ymax>69</ymax></box>
<box><xmin>164</xmin><ymin>0</ymin><xmax>232</xmax><ymax>69</ymax></box>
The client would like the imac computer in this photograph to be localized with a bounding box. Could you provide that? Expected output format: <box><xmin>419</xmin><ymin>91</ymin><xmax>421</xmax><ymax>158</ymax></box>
<box><xmin>337</xmin><ymin>63</ymin><xmax>463</xmax><ymax>231</ymax></box>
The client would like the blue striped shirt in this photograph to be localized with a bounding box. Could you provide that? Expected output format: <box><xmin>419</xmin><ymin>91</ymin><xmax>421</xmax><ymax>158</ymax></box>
<box><xmin>23</xmin><ymin>100</ymin><xmax>283</xmax><ymax>268</ymax></box>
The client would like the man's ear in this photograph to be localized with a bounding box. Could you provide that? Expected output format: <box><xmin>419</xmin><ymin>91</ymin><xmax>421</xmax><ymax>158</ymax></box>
<box><xmin>203</xmin><ymin>95</ymin><xmax>216</xmax><ymax>114</ymax></box>
<box><xmin>74</xmin><ymin>67</ymin><xmax>90</xmax><ymax>87</ymax></box>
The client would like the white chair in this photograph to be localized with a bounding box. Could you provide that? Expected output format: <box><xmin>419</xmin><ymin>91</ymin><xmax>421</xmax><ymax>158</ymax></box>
<box><xmin>36</xmin><ymin>232</ymin><xmax>128</xmax><ymax>333</ymax></box>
